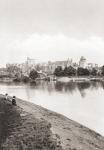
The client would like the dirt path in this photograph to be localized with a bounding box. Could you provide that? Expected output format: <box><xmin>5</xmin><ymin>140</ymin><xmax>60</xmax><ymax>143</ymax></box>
<box><xmin>17</xmin><ymin>98</ymin><xmax>104</xmax><ymax>150</ymax></box>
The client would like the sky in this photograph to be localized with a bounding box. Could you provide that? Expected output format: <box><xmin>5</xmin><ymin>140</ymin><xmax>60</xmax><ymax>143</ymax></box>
<box><xmin>0</xmin><ymin>0</ymin><xmax>104</xmax><ymax>66</ymax></box>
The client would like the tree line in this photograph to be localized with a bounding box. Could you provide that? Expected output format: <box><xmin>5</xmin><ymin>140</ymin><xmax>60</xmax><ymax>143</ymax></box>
<box><xmin>6</xmin><ymin>65</ymin><xmax>104</xmax><ymax>82</ymax></box>
<box><xmin>54</xmin><ymin>66</ymin><xmax>104</xmax><ymax>77</ymax></box>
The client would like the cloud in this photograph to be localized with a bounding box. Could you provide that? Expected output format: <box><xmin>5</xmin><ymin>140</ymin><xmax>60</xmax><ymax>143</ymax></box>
<box><xmin>0</xmin><ymin>0</ymin><xmax>104</xmax><ymax>38</ymax></box>
<box><xmin>0</xmin><ymin>33</ymin><xmax>103</xmax><ymax>66</ymax></box>
<box><xmin>0</xmin><ymin>0</ymin><xmax>104</xmax><ymax>66</ymax></box>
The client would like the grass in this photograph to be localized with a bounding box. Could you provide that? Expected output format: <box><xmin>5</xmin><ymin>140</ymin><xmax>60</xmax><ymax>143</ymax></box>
<box><xmin>0</xmin><ymin>96</ymin><xmax>62</xmax><ymax>150</ymax></box>
<box><xmin>0</xmin><ymin>97</ymin><xmax>21</xmax><ymax>149</ymax></box>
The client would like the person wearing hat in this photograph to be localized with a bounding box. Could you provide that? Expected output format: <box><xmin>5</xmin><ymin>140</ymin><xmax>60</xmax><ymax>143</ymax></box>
<box><xmin>5</xmin><ymin>93</ymin><xmax>8</xmax><ymax>100</ymax></box>
<box><xmin>12</xmin><ymin>96</ymin><xmax>16</xmax><ymax>106</ymax></box>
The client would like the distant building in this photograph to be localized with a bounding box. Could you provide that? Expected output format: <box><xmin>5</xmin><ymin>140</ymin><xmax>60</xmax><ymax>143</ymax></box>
<box><xmin>67</xmin><ymin>58</ymin><xmax>73</xmax><ymax>67</ymax></box>
<box><xmin>19</xmin><ymin>63</ymin><xmax>28</xmax><ymax>76</ymax></box>
<box><xmin>20</xmin><ymin>57</ymin><xmax>36</xmax><ymax>76</ymax></box>
<box><xmin>6</xmin><ymin>57</ymin><xmax>101</xmax><ymax>77</ymax></box>
<box><xmin>87</xmin><ymin>63</ymin><xmax>93</xmax><ymax>70</ymax></box>
<box><xmin>94</xmin><ymin>64</ymin><xmax>99</xmax><ymax>69</ymax></box>
<box><xmin>87</xmin><ymin>63</ymin><xmax>99</xmax><ymax>70</ymax></box>
<box><xmin>79</xmin><ymin>56</ymin><xmax>86</xmax><ymax>68</ymax></box>
<box><xmin>26</xmin><ymin>57</ymin><xmax>35</xmax><ymax>66</ymax></box>
<box><xmin>44</xmin><ymin>58</ymin><xmax>74</xmax><ymax>74</ymax></box>
<box><xmin>72</xmin><ymin>62</ymin><xmax>79</xmax><ymax>69</ymax></box>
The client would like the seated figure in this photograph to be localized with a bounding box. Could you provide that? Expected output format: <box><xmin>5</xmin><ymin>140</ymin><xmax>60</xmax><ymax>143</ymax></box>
<box><xmin>5</xmin><ymin>93</ymin><xmax>8</xmax><ymax>100</ymax></box>
<box><xmin>12</xmin><ymin>96</ymin><xmax>16</xmax><ymax>106</ymax></box>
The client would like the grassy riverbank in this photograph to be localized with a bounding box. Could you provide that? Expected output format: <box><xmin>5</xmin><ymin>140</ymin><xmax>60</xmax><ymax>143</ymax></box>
<box><xmin>0</xmin><ymin>95</ymin><xmax>104</xmax><ymax>150</ymax></box>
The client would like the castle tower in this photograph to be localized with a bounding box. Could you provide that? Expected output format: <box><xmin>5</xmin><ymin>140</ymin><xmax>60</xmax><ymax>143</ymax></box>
<box><xmin>79</xmin><ymin>56</ymin><xmax>86</xmax><ymax>68</ymax></box>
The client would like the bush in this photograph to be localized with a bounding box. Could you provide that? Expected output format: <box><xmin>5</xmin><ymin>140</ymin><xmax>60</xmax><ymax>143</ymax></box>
<box><xmin>54</xmin><ymin>66</ymin><xmax>64</xmax><ymax>77</ymax></box>
<box><xmin>29</xmin><ymin>70</ymin><xmax>39</xmax><ymax>80</ymax></box>
<box><xmin>90</xmin><ymin>68</ymin><xmax>97</xmax><ymax>76</ymax></box>
<box><xmin>13</xmin><ymin>78</ymin><xmax>21</xmax><ymax>82</ymax></box>
<box><xmin>77</xmin><ymin>67</ymin><xmax>90</xmax><ymax>76</ymax></box>
<box><xmin>101</xmin><ymin>66</ymin><xmax>104</xmax><ymax>76</ymax></box>
<box><xmin>64</xmin><ymin>66</ymin><xmax>76</xmax><ymax>76</ymax></box>
<box><xmin>22</xmin><ymin>76</ymin><xmax>29</xmax><ymax>83</ymax></box>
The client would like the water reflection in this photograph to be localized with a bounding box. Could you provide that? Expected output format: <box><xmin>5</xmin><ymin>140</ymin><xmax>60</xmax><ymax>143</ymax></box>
<box><xmin>29</xmin><ymin>81</ymin><xmax>92</xmax><ymax>96</ymax></box>
<box><xmin>55</xmin><ymin>82</ymin><xmax>77</xmax><ymax>94</ymax></box>
<box><xmin>100</xmin><ymin>81</ymin><xmax>104</xmax><ymax>89</ymax></box>
<box><xmin>0</xmin><ymin>81</ymin><xmax>104</xmax><ymax>98</ymax></box>
<box><xmin>1</xmin><ymin>80</ymin><xmax>103</xmax><ymax>97</ymax></box>
<box><xmin>0</xmin><ymin>81</ymin><xmax>104</xmax><ymax>135</ymax></box>
<box><xmin>22</xmin><ymin>80</ymin><xmax>104</xmax><ymax>101</ymax></box>
<box><xmin>54</xmin><ymin>81</ymin><xmax>104</xmax><ymax>98</ymax></box>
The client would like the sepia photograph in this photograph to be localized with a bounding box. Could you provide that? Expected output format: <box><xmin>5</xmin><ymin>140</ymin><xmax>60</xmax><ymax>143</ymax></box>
<box><xmin>0</xmin><ymin>0</ymin><xmax>104</xmax><ymax>149</ymax></box>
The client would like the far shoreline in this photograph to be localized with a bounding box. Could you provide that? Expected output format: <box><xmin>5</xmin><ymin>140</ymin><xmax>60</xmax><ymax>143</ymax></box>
<box><xmin>0</xmin><ymin>76</ymin><xmax>104</xmax><ymax>83</ymax></box>
<box><xmin>57</xmin><ymin>76</ymin><xmax>104</xmax><ymax>82</ymax></box>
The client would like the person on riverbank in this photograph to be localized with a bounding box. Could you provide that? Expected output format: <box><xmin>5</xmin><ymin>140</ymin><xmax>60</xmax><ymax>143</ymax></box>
<box><xmin>5</xmin><ymin>93</ymin><xmax>8</xmax><ymax>100</ymax></box>
<box><xmin>12</xmin><ymin>96</ymin><xmax>16</xmax><ymax>106</ymax></box>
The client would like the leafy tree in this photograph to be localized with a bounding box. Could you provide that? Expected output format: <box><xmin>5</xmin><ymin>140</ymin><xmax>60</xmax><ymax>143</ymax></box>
<box><xmin>54</xmin><ymin>66</ymin><xmax>64</xmax><ymax>76</ymax></box>
<box><xmin>29</xmin><ymin>69</ymin><xmax>39</xmax><ymax>80</ymax></box>
<box><xmin>77</xmin><ymin>67</ymin><xmax>90</xmax><ymax>76</ymax></box>
<box><xmin>22</xmin><ymin>76</ymin><xmax>29</xmax><ymax>83</ymax></box>
<box><xmin>101</xmin><ymin>66</ymin><xmax>104</xmax><ymax>76</ymax></box>
<box><xmin>64</xmin><ymin>66</ymin><xmax>76</xmax><ymax>76</ymax></box>
<box><xmin>35</xmin><ymin>65</ymin><xmax>41</xmax><ymax>71</ymax></box>
<box><xmin>90</xmin><ymin>68</ymin><xmax>97</xmax><ymax>76</ymax></box>
<box><xmin>6</xmin><ymin>65</ymin><xmax>22</xmax><ymax>78</ymax></box>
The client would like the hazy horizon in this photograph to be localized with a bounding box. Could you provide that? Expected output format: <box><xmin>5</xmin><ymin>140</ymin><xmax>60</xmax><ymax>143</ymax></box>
<box><xmin>0</xmin><ymin>0</ymin><xmax>104</xmax><ymax>67</ymax></box>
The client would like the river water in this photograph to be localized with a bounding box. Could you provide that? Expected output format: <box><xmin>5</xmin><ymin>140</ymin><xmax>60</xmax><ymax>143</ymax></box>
<box><xmin>0</xmin><ymin>81</ymin><xmax>104</xmax><ymax>136</ymax></box>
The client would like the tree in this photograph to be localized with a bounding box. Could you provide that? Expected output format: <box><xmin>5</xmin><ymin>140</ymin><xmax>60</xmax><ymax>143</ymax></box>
<box><xmin>22</xmin><ymin>76</ymin><xmax>29</xmax><ymax>83</ymax></box>
<box><xmin>77</xmin><ymin>67</ymin><xmax>90</xmax><ymax>76</ymax></box>
<box><xmin>35</xmin><ymin>64</ymin><xmax>41</xmax><ymax>71</ymax></box>
<box><xmin>6</xmin><ymin>65</ymin><xmax>22</xmax><ymax>78</ymax></box>
<box><xmin>90</xmin><ymin>68</ymin><xmax>97</xmax><ymax>76</ymax></box>
<box><xmin>101</xmin><ymin>66</ymin><xmax>104</xmax><ymax>76</ymax></box>
<box><xmin>64</xmin><ymin>66</ymin><xmax>76</xmax><ymax>76</ymax></box>
<box><xmin>54</xmin><ymin>66</ymin><xmax>64</xmax><ymax>76</ymax></box>
<box><xmin>29</xmin><ymin>69</ymin><xmax>39</xmax><ymax>80</ymax></box>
